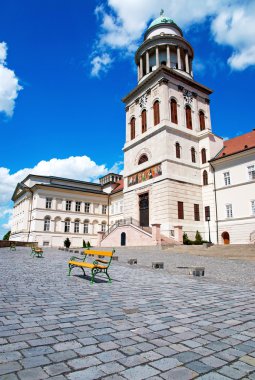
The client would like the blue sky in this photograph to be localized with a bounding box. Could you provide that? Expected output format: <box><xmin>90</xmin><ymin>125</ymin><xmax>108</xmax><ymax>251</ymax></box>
<box><xmin>0</xmin><ymin>0</ymin><xmax>255</xmax><ymax>237</ymax></box>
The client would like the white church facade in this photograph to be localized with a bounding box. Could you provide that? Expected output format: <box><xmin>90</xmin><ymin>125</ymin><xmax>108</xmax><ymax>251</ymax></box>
<box><xmin>10</xmin><ymin>14</ymin><xmax>255</xmax><ymax>247</ymax></box>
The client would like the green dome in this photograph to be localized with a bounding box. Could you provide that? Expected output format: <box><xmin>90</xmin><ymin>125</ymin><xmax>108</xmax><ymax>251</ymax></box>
<box><xmin>148</xmin><ymin>16</ymin><xmax>175</xmax><ymax>29</ymax></box>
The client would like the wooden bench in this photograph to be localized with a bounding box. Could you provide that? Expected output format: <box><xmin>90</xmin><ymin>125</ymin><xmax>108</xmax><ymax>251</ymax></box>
<box><xmin>68</xmin><ymin>249</ymin><xmax>115</xmax><ymax>284</ymax></box>
<box><xmin>31</xmin><ymin>246</ymin><xmax>43</xmax><ymax>258</ymax></box>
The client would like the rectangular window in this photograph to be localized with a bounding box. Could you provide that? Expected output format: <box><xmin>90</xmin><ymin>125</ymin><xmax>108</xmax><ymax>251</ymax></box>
<box><xmin>45</xmin><ymin>198</ymin><xmax>52</xmax><ymax>209</ymax></box>
<box><xmin>75</xmin><ymin>202</ymin><xmax>81</xmax><ymax>212</ymax></box>
<box><xmin>44</xmin><ymin>218</ymin><xmax>50</xmax><ymax>231</ymax></box>
<box><xmin>102</xmin><ymin>205</ymin><xmax>107</xmax><ymax>214</ymax></box>
<box><xmin>74</xmin><ymin>221</ymin><xmax>79</xmax><ymax>233</ymax></box>
<box><xmin>84</xmin><ymin>223</ymin><xmax>89</xmax><ymax>234</ymax></box>
<box><xmin>84</xmin><ymin>203</ymin><xmax>90</xmax><ymax>213</ymax></box>
<box><xmin>194</xmin><ymin>204</ymin><xmax>200</xmax><ymax>221</ymax></box>
<box><xmin>101</xmin><ymin>223</ymin><xmax>106</xmax><ymax>232</ymax></box>
<box><xmin>251</xmin><ymin>200</ymin><xmax>255</xmax><ymax>215</ymax></box>
<box><xmin>66</xmin><ymin>200</ymin><xmax>72</xmax><ymax>211</ymax></box>
<box><xmin>64</xmin><ymin>220</ymin><xmax>70</xmax><ymax>232</ymax></box>
<box><xmin>178</xmin><ymin>201</ymin><xmax>184</xmax><ymax>219</ymax></box>
<box><xmin>205</xmin><ymin>206</ymin><xmax>210</xmax><ymax>220</ymax></box>
<box><xmin>226</xmin><ymin>204</ymin><xmax>233</xmax><ymax>218</ymax></box>
<box><xmin>223</xmin><ymin>172</ymin><xmax>231</xmax><ymax>186</ymax></box>
<box><xmin>43</xmin><ymin>241</ymin><xmax>49</xmax><ymax>246</ymax></box>
<box><xmin>248</xmin><ymin>165</ymin><xmax>255</xmax><ymax>180</ymax></box>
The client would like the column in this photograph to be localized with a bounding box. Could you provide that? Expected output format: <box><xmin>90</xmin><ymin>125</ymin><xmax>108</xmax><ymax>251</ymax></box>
<box><xmin>146</xmin><ymin>51</ymin><xmax>150</xmax><ymax>74</ymax></box>
<box><xmin>137</xmin><ymin>65</ymin><xmax>140</xmax><ymax>81</ymax></box>
<box><xmin>166</xmin><ymin>45</ymin><xmax>171</xmax><ymax>68</ymax></box>
<box><xmin>152</xmin><ymin>224</ymin><xmax>161</xmax><ymax>245</ymax></box>
<box><xmin>185</xmin><ymin>51</ymin><xmax>190</xmax><ymax>73</ymax></box>
<box><xmin>177</xmin><ymin>46</ymin><xmax>181</xmax><ymax>70</ymax></box>
<box><xmin>139</xmin><ymin>56</ymin><xmax>143</xmax><ymax>79</ymax></box>
<box><xmin>156</xmin><ymin>46</ymin><xmax>159</xmax><ymax>68</ymax></box>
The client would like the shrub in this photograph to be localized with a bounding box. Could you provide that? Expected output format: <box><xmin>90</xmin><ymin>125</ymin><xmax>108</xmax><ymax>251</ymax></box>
<box><xmin>64</xmin><ymin>238</ymin><xmax>71</xmax><ymax>248</ymax></box>
<box><xmin>87</xmin><ymin>241</ymin><xmax>91</xmax><ymax>249</ymax></box>
<box><xmin>183</xmin><ymin>232</ymin><xmax>192</xmax><ymax>245</ymax></box>
<box><xmin>194</xmin><ymin>230</ymin><xmax>203</xmax><ymax>245</ymax></box>
<box><xmin>82</xmin><ymin>239</ymin><xmax>86</xmax><ymax>248</ymax></box>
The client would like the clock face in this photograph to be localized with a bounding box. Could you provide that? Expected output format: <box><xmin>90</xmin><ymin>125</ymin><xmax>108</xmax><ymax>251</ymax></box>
<box><xmin>139</xmin><ymin>94</ymin><xmax>147</xmax><ymax>108</ymax></box>
<box><xmin>183</xmin><ymin>89</ymin><xmax>193</xmax><ymax>104</ymax></box>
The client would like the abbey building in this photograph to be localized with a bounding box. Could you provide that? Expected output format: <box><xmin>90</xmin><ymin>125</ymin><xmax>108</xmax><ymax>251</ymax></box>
<box><xmin>10</xmin><ymin>14</ymin><xmax>255</xmax><ymax>247</ymax></box>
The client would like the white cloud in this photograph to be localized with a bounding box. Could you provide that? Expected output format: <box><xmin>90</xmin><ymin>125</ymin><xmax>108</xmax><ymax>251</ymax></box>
<box><xmin>0</xmin><ymin>155</ymin><xmax>123</xmax><ymax>232</ymax></box>
<box><xmin>91</xmin><ymin>53</ymin><xmax>113</xmax><ymax>77</ymax></box>
<box><xmin>92</xmin><ymin>0</ymin><xmax>255</xmax><ymax>73</ymax></box>
<box><xmin>211</xmin><ymin>3</ymin><xmax>255</xmax><ymax>70</ymax></box>
<box><xmin>0</xmin><ymin>42</ymin><xmax>22</xmax><ymax>117</ymax></box>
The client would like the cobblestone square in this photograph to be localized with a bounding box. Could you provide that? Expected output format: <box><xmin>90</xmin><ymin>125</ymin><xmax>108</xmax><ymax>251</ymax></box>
<box><xmin>1</xmin><ymin>247</ymin><xmax>255</xmax><ymax>379</ymax></box>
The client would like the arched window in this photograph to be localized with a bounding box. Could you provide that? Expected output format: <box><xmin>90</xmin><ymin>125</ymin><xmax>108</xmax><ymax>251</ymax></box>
<box><xmin>185</xmin><ymin>105</ymin><xmax>192</xmax><ymax>129</ymax></box>
<box><xmin>74</xmin><ymin>220</ymin><xmax>80</xmax><ymax>233</ymax></box>
<box><xmin>203</xmin><ymin>170</ymin><xmax>208</xmax><ymax>185</ymax></box>
<box><xmin>171</xmin><ymin>99</ymin><xmax>178</xmax><ymax>124</ymax></box>
<box><xmin>191</xmin><ymin>147</ymin><xmax>196</xmax><ymax>163</ymax></box>
<box><xmin>175</xmin><ymin>142</ymin><xmax>181</xmax><ymax>159</ymax></box>
<box><xmin>153</xmin><ymin>100</ymin><xmax>160</xmax><ymax>126</ymax></box>
<box><xmin>199</xmin><ymin>111</ymin><xmax>205</xmax><ymax>131</ymax></box>
<box><xmin>201</xmin><ymin>148</ymin><xmax>207</xmax><ymax>164</ymax></box>
<box><xmin>130</xmin><ymin>117</ymin><xmax>136</xmax><ymax>140</ymax></box>
<box><xmin>64</xmin><ymin>219</ymin><xmax>70</xmax><ymax>233</ymax></box>
<box><xmin>84</xmin><ymin>220</ymin><xmax>89</xmax><ymax>234</ymax></box>
<box><xmin>44</xmin><ymin>217</ymin><xmax>50</xmax><ymax>232</ymax></box>
<box><xmin>141</xmin><ymin>109</ymin><xmax>147</xmax><ymax>133</ymax></box>
<box><xmin>138</xmin><ymin>154</ymin><xmax>148</xmax><ymax>165</ymax></box>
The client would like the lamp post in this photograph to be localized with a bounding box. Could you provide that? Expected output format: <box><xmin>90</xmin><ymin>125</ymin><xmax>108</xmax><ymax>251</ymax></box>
<box><xmin>206</xmin><ymin>216</ymin><xmax>211</xmax><ymax>243</ymax></box>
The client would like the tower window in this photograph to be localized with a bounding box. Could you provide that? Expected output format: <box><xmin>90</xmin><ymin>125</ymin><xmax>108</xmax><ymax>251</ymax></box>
<box><xmin>203</xmin><ymin>170</ymin><xmax>208</xmax><ymax>185</ymax></box>
<box><xmin>201</xmin><ymin>148</ymin><xmax>207</xmax><ymax>164</ymax></box>
<box><xmin>191</xmin><ymin>147</ymin><xmax>196</xmax><ymax>163</ymax></box>
<box><xmin>185</xmin><ymin>105</ymin><xmax>192</xmax><ymax>130</ymax></box>
<box><xmin>130</xmin><ymin>117</ymin><xmax>136</xmax><ymax>140</ymax></box>
<box><xmin>138</xmin><ymin>154</ymin><xmax>148</xmax><ymax>165</ymax></box>
<box><xmin>199</xmin><ymin>111</ymin><xmax>205</xmax><ymax>131</ymax></box>
<box><xmin>171</xmin><ymin>99</ymin><xmax>178</xmax><ymax>124</ymax></box>
<box><xmin>141</xmin><ymin>110</ymin><xmax>147</xmax><ymax>133</ymax></box>
<box><xmin>153</xmin><ymin>100</ymin><xmax>160</xmax><ymax>126</ymax></box>
<box><xmin>175</xmin><ymin>142</ymin><xmax>181</xmax><ymax>159</ymax></box>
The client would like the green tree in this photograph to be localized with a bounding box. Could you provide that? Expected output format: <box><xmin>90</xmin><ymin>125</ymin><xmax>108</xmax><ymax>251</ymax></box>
<box><xmin>87</xmin><ymin>241</ymin><xmax>91</xmax><ymax>249</ymax></box>
<box><xmin>183</xmin><ymin>232</ymin><xmax>192</xmax><ymax>245</ymax></box>
<box><xmin>194</xmin><ymin>230</ymin><xmax>203</xmax><ymax>245</ymax></box>
<box><xmin>3</xmin><ymin>231</ymin><xmax>11</xmax><ymax>240</ymax></box>
<box><xmin>64</xmin><ymin>238</ymin><xmax>71</xmax><ymax>248</ymax></box>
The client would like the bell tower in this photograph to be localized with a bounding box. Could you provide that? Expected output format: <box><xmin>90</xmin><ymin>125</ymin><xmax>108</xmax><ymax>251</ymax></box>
<box><xmin>122</xmin><ymin>12</ymin><xmax>223</xmax><ymax>243</ymax></box>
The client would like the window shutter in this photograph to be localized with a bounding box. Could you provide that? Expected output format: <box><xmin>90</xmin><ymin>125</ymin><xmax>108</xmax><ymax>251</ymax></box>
<box><xmin>191</xmin><ymin>148</ymin><xmax>196</xmax><ymax>163</ymax></box>
<box><xmin>186</xmin><ymin>106</ymin><xmax>192</xmax><ymax>129</ymax></box>
<box><xmin>171</xmin><ymin>99</ymin><xmax>178</xmax><ymax>124</ymax></box>
<box><xmin>194</xmin><ymin>204</ymin><xmax>200</xmax><ymax>221</ymax></box>
<box><xmin>199</xmin><ymin>111</ymin><xmax>205</xmax><ymax>131</ymax></box>
<box><xmin>201</xmin><ymin>149</ymin><xmax>206</xmax><ymax>164</ymax></box>
<box><xmin>130</xmin><ymin>118</ymin><xmax>136</xmax><ymax>140</ymax></box>
<box><xmin>142</xmin><ymin>110</ymin><xmax>147</xmax><ymax>133</ymax></box>
<box><xmin>203</xmin><ymin>170</ymin><xmax>208</xmax><ymax>185</ymax></box>
<box><xmin>154</xmin><ymin>101</ymin><xmax>160</xmax><ymax>126</ymax></box>
<box><xmin>178</xmin><ymin>201</ymin><xmax>184</xmax><ymax>219</ymax></box>
<box><xmin>176</xmin><ymin>143</ymin><xmax>181</xmax><ymax>158</ymax></box>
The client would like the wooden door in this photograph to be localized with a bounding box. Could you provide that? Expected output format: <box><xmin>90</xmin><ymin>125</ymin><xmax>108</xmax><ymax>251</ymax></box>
<box><xmin>139</xmin><ymin>193</ymin><xmax>149</xmax><ymax>227</ymax></box>
<box><xmin>222</xmin><ymin>232</ymin><xmax>230</xmax><ymax>245</ymax></box>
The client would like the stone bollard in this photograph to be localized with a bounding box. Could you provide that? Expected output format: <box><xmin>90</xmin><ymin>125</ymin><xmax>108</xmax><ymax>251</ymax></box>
<box><xmin>152</xmin><ymin>262</ymin><xmax>164</xmax><ymax>269</ymax></box>
<box><xmin>128</xmin><ymin>259</ymin><xmax>137</xmax><ymax>265</ymax></box>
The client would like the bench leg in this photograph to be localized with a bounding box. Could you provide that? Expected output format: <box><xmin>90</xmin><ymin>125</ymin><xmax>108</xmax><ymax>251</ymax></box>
<box><xmin>105</xmin><ymin>270</ymin><xmax>112</xmax><ymax>283</ymax></box>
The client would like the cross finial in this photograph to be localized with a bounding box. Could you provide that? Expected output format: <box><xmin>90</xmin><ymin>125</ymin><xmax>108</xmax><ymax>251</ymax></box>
<box><xmin>160</xmin><ymin>9</ymin><xmax>164</xmax><ymax>16</ymax></box>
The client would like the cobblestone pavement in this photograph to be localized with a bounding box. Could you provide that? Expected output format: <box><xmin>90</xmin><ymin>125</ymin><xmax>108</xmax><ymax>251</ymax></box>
<box><xmin>1</xmin><ymin>247</ymin><xmax>255</xmax><ymax>379</ymax></box>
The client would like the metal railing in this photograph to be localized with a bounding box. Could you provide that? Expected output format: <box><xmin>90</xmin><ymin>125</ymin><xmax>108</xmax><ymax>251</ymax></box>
<box><xmin>103</xmin><ymin>217</ymin><xmax>152</xmax><ymax>239</ymax></box>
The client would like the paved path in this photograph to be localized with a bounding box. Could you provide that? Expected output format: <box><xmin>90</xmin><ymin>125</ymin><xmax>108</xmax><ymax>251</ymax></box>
<box><xmin>0</xmin><ymin>247</ymin><xmax>255</xmax><ymax>379</ymax></box>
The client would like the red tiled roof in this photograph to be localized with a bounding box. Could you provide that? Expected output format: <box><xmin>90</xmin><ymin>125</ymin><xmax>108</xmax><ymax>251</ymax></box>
<box><xmin>111</xmin><ymin>179</ymin><xmax>124</xmax><ymax>193</ymax></box>
<box><xmin>214</xmin><ymin>130</ymin><xmax>255</xmax><ymax>159</ymax></box>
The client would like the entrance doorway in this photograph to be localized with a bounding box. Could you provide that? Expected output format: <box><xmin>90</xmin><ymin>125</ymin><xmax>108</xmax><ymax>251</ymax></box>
<box><xmin>139</xmin><ymin>193</ymin><xmax>149</xmax><ymax>227</ymax></box>
<box><xmin>222</xmin><ymin>231</ymin><xmax>230</xmax><ymax>245</ymax></box>
<box><xmin>121</xmin><ymin>232</ymin><xmax>126</xmax><ymax>246</ymax></box>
